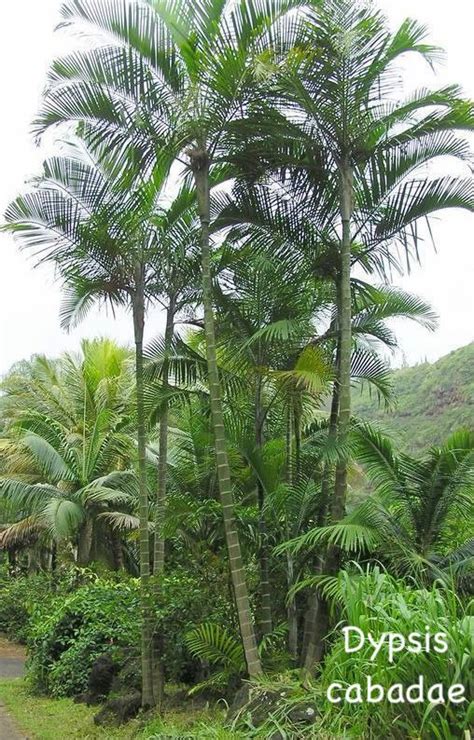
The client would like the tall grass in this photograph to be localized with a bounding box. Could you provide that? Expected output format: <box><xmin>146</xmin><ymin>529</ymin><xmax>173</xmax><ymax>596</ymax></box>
<box><xmin>232</xmin><ymin>566</ymin><xmax>473</xmax><ymax>738</ymax></box>
<box><xmin>318</xmin><ymin>566</ymin><xmax>473</xmax><ymax>738</ymax></box>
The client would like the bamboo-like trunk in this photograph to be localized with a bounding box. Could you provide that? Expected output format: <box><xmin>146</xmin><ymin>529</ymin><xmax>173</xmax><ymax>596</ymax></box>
<box><xmin>332</xmin><ymin>160</ymin><xmax>353</xmax><ymax>523</ymax></box>
<box><xmin>152</xmin><ymin>294</ymin><xmax>175</xmax><ymax>708</ymax></box>
<box><xmin>255</xmin><ymin>378</ymin><xmax>272</xmax><ymax>636</ymax></box>
<box><xmin>285</xmin><ymin>405</ymin><xmax>298</xmax><ymax>658</ymax></box>
<box><xmin>192</xmin><ymin>149</ymin><xmax>262</xmax><ymax>678</ymax></box>
<box><xmin>153</xmin><ymin>295</ymin><xmax>175</xmax><ymax>574</ymax></box>
<box><xmin>287</xmin><ymin>553</ymin><xmax>298</xmax><ymax>660</ymax></box>
<box><xmin>133</xmin><ymin>275</ymin><xmax>155</xmax><ymax>708</ymax></box>
<box><xmin>301</xmin><ymin>338</ymin><xmax>340</xmax><ymax>667</ymax></box>
<box><xmin>302</xmin><ymin>163</ymin><xmax>353</xmax><ymax>678</ymax></box>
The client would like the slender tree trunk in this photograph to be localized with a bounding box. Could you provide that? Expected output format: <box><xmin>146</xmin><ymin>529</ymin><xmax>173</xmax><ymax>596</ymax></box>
<box><xmin>111</xmin><ymin>530</ymin><xmax>124</xmax><ymax>571</ymax></box>
<box><xmin>153</xmin><ymin>294</ymin><xmax>175</xmax><ymax>574</ymax></box>
<box><xmin>28</xmin><ymin>546</ymin><xmax>40</xmax><ymax>575</ymax></box>
<box><xmin>332</xmin><ymin>160</ymin><xmax>353</xmax><ymax>523</ymax></box>
<box><xmin>152</xmin><ymin>294</ymin><xmax>175</xmax><ymax>709</ymax></box>
<box><xmin>51</xmin><ymin>542</ymin><xmax>57</xmax><ymax>574</ymax></box>
<box><xmin>77</xmin><ymin>517</ymin><xmax>93</xmax><ymax>566</ymax></box>
<box><xmin>285</xmin><ymin>405</ymin><xmax>298</xmax><ymax>658</ymax></box>
<box><xmin>301</xmin><ymin>339</ymin><xmax>341</xmax><ymax>666</ymax></box>
<box><xmin>318</xmin><ymin>336</ymin><xmax>341</xmax><ymax>527</ymax></box>
<box><xmin>255</xmin><ymin>378</ymin><xmax>272</xmax><ymax>636</ymax></box>
<box><xmin>40</xmin><ymin>543</ymin><xmax>53</xmax><ymax>572</ymax></box>
<box><xmin>285</xmin><ymin>405</ymin><xmax>293</xmax><ymax>485</ymax></box>
<box><xmin>294</xmin><ymin>404</ymin><xmax>302</xmax><ymax>483</ymax></box>
<box><xmin>133</xmin><ymin>275</ymin><xmax>155</xmax><ymax>708</ymax></box>
<box><xmin>302</xmin><ymin>162</ymin><xmax>353</xmax><ymax>678</ymax></box>
<box><xmin>287</xmin><ymin>553</ymin><xmax>298</xmax><ymax>660</ymax></box>
<box><xmin>191</xmin><ymin>149</ymin><xmax>262</xmax><ymax>678</ymax></box>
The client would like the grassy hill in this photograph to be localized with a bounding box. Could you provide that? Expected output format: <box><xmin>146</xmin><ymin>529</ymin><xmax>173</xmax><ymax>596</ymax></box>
<box><xmin>352</xmin><ymin>343</ymin><xmax>474</xmax><ymax>453</ymax></box>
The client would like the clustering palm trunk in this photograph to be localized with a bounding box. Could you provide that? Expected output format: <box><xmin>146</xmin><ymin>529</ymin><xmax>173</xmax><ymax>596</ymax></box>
<box><xmin>152</xmin><ymin>294</ymin><xmax>175</xmax><ymax>708</ymax></box>
<box><xmin>285</xmin><ymin>406</ymin><xmax>298</xmax><ymax>659</ymax></box>
<box><xmin>133</xmin><ymin>273</ymin><xmax>155</xmax><ymax>708</ymax></box>
<box><xmin>332</xmin><ymin>160</ymin><xmax>353</xmax><ymax>523</ymax></box>
<box><xmin>153</xmin><ymin>294</ymin><xmax>175</xmax><ymax>575</ymax></box>
<box><xmin>303</xmin><ymin>165</ymin><xmax>353</xmax><ymax>675</ymax></box>
<box><xmin>255</xmin><ymin>379</ymin><xmax>273</xmax><ymax>636</ymax></box>
<box><xmin>301</xmin><ymin>317</ymin><xmax>341</xmax><ymax>669</ymax></box>
<box><xmin>191</xmin><ymin>148</ymin><xmax>262</xmax><ymax>678</ymax></box>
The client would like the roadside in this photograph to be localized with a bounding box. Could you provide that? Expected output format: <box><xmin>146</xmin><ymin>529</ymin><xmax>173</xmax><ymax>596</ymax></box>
<box><xmin>0</xmin><ymin>637</ymin><xmax>26</xmax><ymax>740</ymax></box>
<box><xmin>0</xmin><ymin>639</ymin><xmax>234</xmax><ymax>738</ymax></box>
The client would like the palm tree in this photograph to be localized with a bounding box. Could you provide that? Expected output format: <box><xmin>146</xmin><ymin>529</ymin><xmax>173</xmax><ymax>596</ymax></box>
<box><xmin>34</xmin><ymin>0</ymin><xmax>304</xmax><ymax>677</ymax></box>
<box><xmin>0</xmin><ymin>341</ymin><xmax>135</xmax><ymax>567</ymax></box>
<box><xmin>3</xmin><ymin>138</ymin><xmax>183</xmax><ymax>706</ymax></box>
<box><xmin>283</xmin><ymin>427</ymin><xmax>474</xmax><ymax>588</ymax></box>
<box><xmin>212</xmin><ymin>250</ymin><xmax>327</xmax><ymax>638</ymax></box>
<box><xmin>279</xmin><ymin>0</ymin><xmax>474</xmax><ymax>525</ymax></box>
<box><xmin>226</xmin><ymin>0</ymin><xmax>473</xmax><ymax>669</ymax></box>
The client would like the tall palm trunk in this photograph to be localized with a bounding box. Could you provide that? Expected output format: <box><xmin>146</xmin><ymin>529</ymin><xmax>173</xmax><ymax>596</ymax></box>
<box><xmin>302</xmin><ymin>363</ymin><xmax>340</xmax><ymax>673</ymax></box>
<box><xmin>152</xmin><ymin>293</ymin><xmax>175</xmax><ymax>708</ymax></box>
<box><xmin>133</xmin><ymin>271</ymin><xmax>155</xmax><ymax>708</ymax></box>
<box><xmin>285</xmin><ymin>406</ymin><xmax>298</xmax><ymax>659</ymax></box>
<box><xmin>191</xmin><ymin>148</ymin><xmax>262</xmax><ymax>678</ymax></box>
<box><xmin>255</xmin><ymin>377</ymin><xmax>272</xmax><ymax>636</ymax></box>
<box><xmin>302</xmin><ymin>165</ymin><xmax>353</xmax><ymax>677</ymax></box>
<box><xmin>301</xmin><ymin>332</ymin><xmax>341</xmax><ymax>667</ymax></box>
<box><xmin>154</xmin><ymin>294</ymin><xmax>175</xmax><ymax>573</ymax></box>
<box><xmin>332</xmin><ymin>160</ymin><xmax>353</xmax><ymax>522</ymax></box>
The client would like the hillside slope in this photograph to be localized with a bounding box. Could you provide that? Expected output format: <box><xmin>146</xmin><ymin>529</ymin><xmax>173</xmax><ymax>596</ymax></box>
<box><xmin>352</xmin><ymin>343</ymin><xmax>474</xmax><ymax>453</ymax></box>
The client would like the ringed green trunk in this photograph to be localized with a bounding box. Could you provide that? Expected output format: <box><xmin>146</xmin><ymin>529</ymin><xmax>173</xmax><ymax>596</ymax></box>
<box><xmin>152</xmin><ymin>294</ymin><xmax>175</xmax><ymax>709</ymax></box>
<box><xmin>284</xmin><ymin>404</ymin><xmax>298</xmax><ymax>657</ymax></box>
<box><xmin>255</xmin><ymin>377</ymin><xmax>272</xmax><ymax>636</ymax></box>
<box><xmin>133</xmin><ymin>274</ymin><xmax>155</xmax><ymax>708</ymax></box>
<box><xmin>301</xmin><ymin>330</ymin><xmax>341</xmax><ymax>670</ymax></box>
<box><xmin>153</xmin><ymin>294</ymin><xmax>175</xmax><ymax>575</ymax></box>
<box><xmin>303</xmin><ymin>163</ymin><xmax>353</xmax><ymax>677</ymax></box>
<box><xmin>191</xmin><ymin>148</ymin><xmax>262</xmax><ymax>678</ymax></box>
<box><xmin>332</xmin><ymin>160</ymin><xmax>353</xmax><ymax>523</ymax></box>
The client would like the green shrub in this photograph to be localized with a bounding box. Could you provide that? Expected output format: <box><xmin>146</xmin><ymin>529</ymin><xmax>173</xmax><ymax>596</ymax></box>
<box><xmin>155</xmin><ymin>565</ymin><xmax>233</xmax><ymax>685</ymax></box>
<box><xmin>27</xmin><ymin>578</ymin><xmax>141</xmax><ymax>697</ymax></box>
<box><xmin>0</xmin><ymin>571</ymin><xmax>55</xmax><ymax>642</ymax></box>
<box><xmin>25</xmin><ymin>565</ymin><xmax>233</xmax><ymax>698</ymax></box>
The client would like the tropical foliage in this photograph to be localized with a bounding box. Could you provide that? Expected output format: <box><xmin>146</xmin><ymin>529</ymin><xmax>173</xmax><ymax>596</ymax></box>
<box><xmin>0</xmin><ymin>0</ymin><xmax>473</xmax><ymax>736</ymax></box>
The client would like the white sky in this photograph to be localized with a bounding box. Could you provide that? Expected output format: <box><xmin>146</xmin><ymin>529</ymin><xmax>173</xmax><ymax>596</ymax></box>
<box><xmin>0</xmin><ymin>0</ymin><xmax>473</xmax><ymax>375</ymax></box>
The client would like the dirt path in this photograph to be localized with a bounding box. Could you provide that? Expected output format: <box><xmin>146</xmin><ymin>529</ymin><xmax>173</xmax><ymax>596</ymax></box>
<box><xmin>0</xmin><ymin>637</ymin><xmax>27</xmax><ymax>740</ymax></box>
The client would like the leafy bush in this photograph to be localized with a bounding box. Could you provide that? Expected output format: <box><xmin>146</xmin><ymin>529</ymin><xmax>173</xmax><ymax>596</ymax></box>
<box><xmin>185</xmin><ymin>622</ymin><xmax>289</xmax><ymax>695</ymax></box>
<box><xmin>24</xmin><ymin>564</ymin><xmax>233</xmax><ymax>697</ymax></box>
<box><xmin>27</xmin><ymin>578</ymin><xmax>141</xmax><ymax>697</ymax></box>
<box><xmin>0</xmin><ymin>571</ymin><xmax>56</xmax><ymax>642</ymax></box>
<box><xmin>155</xmin><ymin>565</ymin><xmax>234</xmax><ymax>684</ymax></box>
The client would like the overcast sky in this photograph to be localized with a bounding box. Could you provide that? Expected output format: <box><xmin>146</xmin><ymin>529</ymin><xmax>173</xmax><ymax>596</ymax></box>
<box><xmin>0</xmin><ymin>0</ymin><xmax>472</xmax><ymax>375</ymax></box>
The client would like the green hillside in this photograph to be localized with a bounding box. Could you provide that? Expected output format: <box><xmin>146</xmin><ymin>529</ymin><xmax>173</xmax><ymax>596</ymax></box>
<box><xmin>352</xmin><ymin>343</ymin><xmax>474</xmax><ymax>453</ymax></box>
